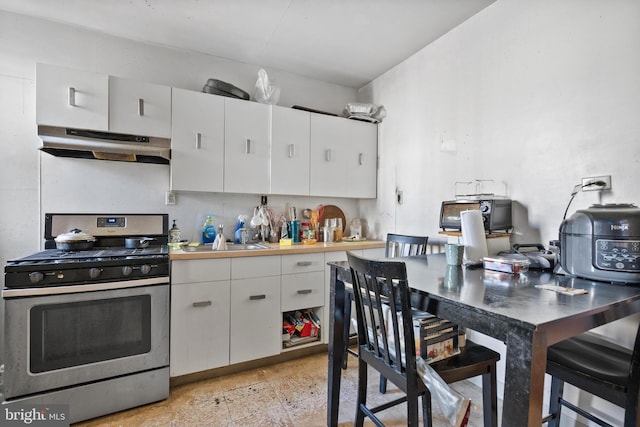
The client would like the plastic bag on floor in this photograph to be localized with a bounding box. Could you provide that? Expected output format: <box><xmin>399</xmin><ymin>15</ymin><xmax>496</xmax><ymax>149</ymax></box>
<box><xmin>416</xmin><ymin>356</ymin><xmax>470</xmax><ymax>427</ymax></box>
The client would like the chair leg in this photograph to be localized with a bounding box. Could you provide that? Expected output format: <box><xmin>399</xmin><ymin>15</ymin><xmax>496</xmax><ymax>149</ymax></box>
<box><xmin>355</xmin><ymin>359</ymin><xmax>368</xmax><ymax>427</ymax></box>
<box><xmin>422</xmin><ymin>392</ymin><xmax>433</xmax><ymax>427</ymax></box>
<box><xmin>379</xmin><ymin>374</ymin><xmax>388</xmax><ymax>394</ymax></box>
<box><xmin>342</xmin><ymin>292</ymin><xmax>352</xmax><ymax>370</ymax></box>
<box><xmin>482</xmin><ymin>366</ymin><xmax>498</xmax><ymax>427</ymax></box>
<box><xmin>547</xmin><ymin>376</ymin><xmax>564</xmax><ymax>427</ymax></box>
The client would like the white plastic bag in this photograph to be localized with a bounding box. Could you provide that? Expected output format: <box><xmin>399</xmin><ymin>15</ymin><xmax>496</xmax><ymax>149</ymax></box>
<box><xmin>254</xmin><ymin>69</ymin><xmax>280</xmax><ymax>104</ymax></box>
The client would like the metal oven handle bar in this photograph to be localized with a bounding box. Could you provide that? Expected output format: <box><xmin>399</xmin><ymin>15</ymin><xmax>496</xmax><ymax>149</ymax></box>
<box><xmin>2</xmin><ymin>276</ymin><xmax>169</xmax><ymax>298</ymax></box>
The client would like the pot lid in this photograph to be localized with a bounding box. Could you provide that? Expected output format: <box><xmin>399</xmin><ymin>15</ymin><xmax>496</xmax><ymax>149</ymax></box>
<box><xmin>54</xmin><ymin>228</ymin><xmax>97</xmax><ymax>243</ymax></box>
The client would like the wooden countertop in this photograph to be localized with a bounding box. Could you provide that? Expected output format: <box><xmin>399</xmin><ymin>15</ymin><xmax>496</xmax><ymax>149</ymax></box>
<box><xmin>170</xmin><ymin>239</ymin><xmax>386</xmax><ymax>260</ymax></box>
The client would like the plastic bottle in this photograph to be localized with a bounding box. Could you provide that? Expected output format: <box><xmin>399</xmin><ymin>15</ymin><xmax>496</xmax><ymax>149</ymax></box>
<box><xmin>201</xmin><ymin>215</ymin><xmax>217</xmax><ymax>244</ymax></box>
<box><xmin>169</xmin><ymin>220</ymin><xmax>181</xmax><ymax>243</ymax></box>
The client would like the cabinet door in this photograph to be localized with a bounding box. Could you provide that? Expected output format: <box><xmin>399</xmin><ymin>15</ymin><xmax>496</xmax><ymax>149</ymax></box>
<box><xmin>223</xmin><ymin>97</ymin><xmax>270</xmax><ymax>194</ymax></box>
<box><xmin>109</xmin><ymin>76</ymin><xmax>171</xmax><ymax>137</ymax></box>
<box><xmin>170</xmin><ymin>280</ymin><xmax>231</xmax><ymax>376</ymax></box>
<box><xmin>171</xmin><ymin>89</ymin><xmax>225</xmax><ymax>192</ymax></box>
<box><xmin>310</xmin><ymin>114</ymin><xmax>377</xmax><ymax>198</ymax></box>
<box><xmin>309</xmin><ymin>114</ymin><xmax>349</xmax><ymax>197</ymax></box>
<box><xmin>36</xmin><ymin>63</ymin><xmax>109</xmax><ymax>131</ymax></box>
<box><xmin>271</xmin><ymin>106</ymin><xmax>310</xmax><ymax>195</ymax></box>
<box><xmin>345</xmin><ymin>123</ymin><xmax>378</xmax><ymax>198</ymax></box>
<box><xmin>230</xmin><ymin>276</ymin><xmax>281</xmax><ymax>364</ymax></box>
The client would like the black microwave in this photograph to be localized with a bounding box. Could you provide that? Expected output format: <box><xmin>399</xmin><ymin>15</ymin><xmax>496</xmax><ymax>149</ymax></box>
<box><xmin>439</xmin><ymin>199</ymin><xmax>512</xmax><ymax>232</ymax></box>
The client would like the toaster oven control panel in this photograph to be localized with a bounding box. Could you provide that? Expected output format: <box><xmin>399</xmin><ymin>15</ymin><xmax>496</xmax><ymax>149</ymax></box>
<box><xmin>595</xmin><ymin>239</ymin><xmax>640</xmax><ymax>272</ymax></box>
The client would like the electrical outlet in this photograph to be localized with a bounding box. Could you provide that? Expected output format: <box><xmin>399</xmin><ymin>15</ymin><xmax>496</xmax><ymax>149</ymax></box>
<box><xmin>396</xmin><ymin>190</ymin><xmax>403</xmax><ymax>205</ymax></box>
<box><xmin>165</xmin><ymin>191</ymin><xmax>176</xmax><ymax>205</ymax></box>
<box><xmin>582</xmin><ymin>175</ymin><xmax>612</xmax><ymax>191</ymax></box>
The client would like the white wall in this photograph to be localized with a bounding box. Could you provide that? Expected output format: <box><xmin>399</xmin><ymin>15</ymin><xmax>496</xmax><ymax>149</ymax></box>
<box><xmin>359</xmin><ymin>1</ymin><xmax>640</xmax><ymax>425</ymax></box>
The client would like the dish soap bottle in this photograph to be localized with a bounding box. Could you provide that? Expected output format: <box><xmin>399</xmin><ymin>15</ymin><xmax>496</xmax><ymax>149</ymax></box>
<box><xmin>169</xmin><ymin>220</ymin><xmax>181</xmax><ymax>243</ymax></box>
<box><xmin>202</xmin><ymin>214</ymin><xmax>217</xmax><ymax>244</ymax></box>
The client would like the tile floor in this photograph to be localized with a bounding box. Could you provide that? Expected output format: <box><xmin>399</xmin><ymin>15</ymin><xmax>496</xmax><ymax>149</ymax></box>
<box><xmin>74</xmin><ymin>350</ymin><xmax>502</xmax><ymax>427</ymax></box>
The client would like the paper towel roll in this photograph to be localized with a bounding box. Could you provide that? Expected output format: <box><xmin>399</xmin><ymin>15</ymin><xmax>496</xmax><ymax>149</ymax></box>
<box><xmin>461</xmin><ymin>209</ymin><xmax>488</xmax><ymax>263</ymax></box>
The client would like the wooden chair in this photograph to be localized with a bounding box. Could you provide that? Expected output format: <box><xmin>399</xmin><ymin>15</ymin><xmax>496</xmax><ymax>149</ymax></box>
<box><xmin>545</xmin><ymin>325</ymin><xmax>640</xmax><ymax>427</ymax></box>
<box><xmin>347</xmin><ymin>252</ymin><xmax>431</xmax><ymax>426</ymax></box>
<box><xmin>342</xmin><ymin>233</ymin><xmax>430</xmax><ymax>368</ymax></box>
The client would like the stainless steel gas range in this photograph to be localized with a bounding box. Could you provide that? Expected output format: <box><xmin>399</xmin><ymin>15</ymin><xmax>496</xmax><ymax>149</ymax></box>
<box><xmin>2</xmin><ymin>213</ymin><xmax>170</xmax><ymax>424</ymax></box>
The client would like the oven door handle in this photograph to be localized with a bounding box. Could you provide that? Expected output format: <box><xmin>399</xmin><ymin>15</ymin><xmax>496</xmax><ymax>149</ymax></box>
<box><xmin>2</xmin><ymin>277</ymin><xmax>169</xmax><ymax>298</ymax></box>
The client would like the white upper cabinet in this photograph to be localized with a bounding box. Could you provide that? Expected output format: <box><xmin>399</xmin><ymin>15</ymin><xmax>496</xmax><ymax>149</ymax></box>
<box><xmin>310</xmin><ymin>114</ymin><xmax>377</xmax><ymax>198</ymax></box>
<box><xmin>36</xmin><ymin>63</ymin><xmax>109</xmax><ymax>131</ymax></box>
<box><xmin>346</xmin><ymin>122</ymin><xmax>378</xmax><ymax>198</ymax></box>
<box><xmin>109</xmin><ymin>76</ymin><xmax>172</xmax><ymax>138</ymax></box>
<box><xmin>170</xmin><ymin>89</ymin><xmax>225</xmax><ymax>192</ymax></box>
<box><xmin>223</xmin><ymin>97</ymin><xmax>271</xmax><ymax>194</ymax></box>
<box><xmin>271</xmin><ymin>106</ymin><xmax>311</xmax><ymax>196</ymax></box>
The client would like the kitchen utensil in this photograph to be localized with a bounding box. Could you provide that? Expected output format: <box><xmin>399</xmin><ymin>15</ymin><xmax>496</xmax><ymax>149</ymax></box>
<box><xmin>125</xmin><ymin>237</ymin><xmax>155</xmax><ymax>249</ymax></box>
<box><xmin>251</xmin><ymin>207</ymin><xmax>262</xmax><ymax>227</ymax></box>
<box><xmin>54</xmin><ymin>228</ymin><xmax>96</xmax><ymax>250</ymax></box>
<box><xmin>202</xmin><ymin>78</ymin><xmax>250</xmax><ymax>100</ymax></box>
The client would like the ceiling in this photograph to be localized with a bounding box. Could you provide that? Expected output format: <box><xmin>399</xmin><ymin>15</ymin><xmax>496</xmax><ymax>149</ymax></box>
<box><xmin>0</xmin><ymin>0</ymin><xmax>497</xmax><ymax>88</ymax></box>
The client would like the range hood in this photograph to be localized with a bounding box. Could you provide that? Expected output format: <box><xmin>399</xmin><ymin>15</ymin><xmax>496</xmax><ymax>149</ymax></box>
<box><xmin>38</xmin><ymin>126</ymin><xmax>171</xmax><ymax>164</ymax></box>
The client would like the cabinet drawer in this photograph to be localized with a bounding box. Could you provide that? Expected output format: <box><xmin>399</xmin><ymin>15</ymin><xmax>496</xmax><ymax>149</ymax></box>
<box><xmin>231</xmin><ymin>255</ymin><xmax>280</xmax><ymax>279</ymax></box>
<box><xmin>281</xmin><ymin>271</ymin><xmax>324</xmax><ymax>312</ymax></box>
<box><xmin>282</xmin><ymin>253</ymin><xmax>324</xmax><ymax>274</ymax></box>
<box><xmin>171</xmin><ymin>259</ymin><xmax>230</xmax><ymax>284</ymax></box>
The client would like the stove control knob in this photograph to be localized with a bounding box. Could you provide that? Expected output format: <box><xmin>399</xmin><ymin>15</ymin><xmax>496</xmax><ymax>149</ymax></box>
<box><xmin>89</xmin><ymin>268</ymin><xmax>102</xmax><ymax>279</ymax></box>
<box><xmin>29</xmin><ymin>272</ymin><xmax>45</xmax><ymax>284</ymax></box>
<box><xmin>140</xmin><ymin>264</ymin><xmax>152</xmax><ymax>275</ymax></box>
<box><xmin>122</xmin><ymin>266</ymin><xmax>133</xmax><ymax>276</ymax></box>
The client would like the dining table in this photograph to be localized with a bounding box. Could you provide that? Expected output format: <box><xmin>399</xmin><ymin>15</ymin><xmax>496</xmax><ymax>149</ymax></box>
<box><xmin>326</xmin><ymin>254</ymin><xmax>640</xmax><ymax>427</ymax></box>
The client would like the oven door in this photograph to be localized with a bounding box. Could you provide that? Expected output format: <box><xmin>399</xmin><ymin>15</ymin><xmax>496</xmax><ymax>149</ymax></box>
<box><xmin>3</xmin><ymin>278</ymin><xmax>169</xmax><ymax>399</ymax></box>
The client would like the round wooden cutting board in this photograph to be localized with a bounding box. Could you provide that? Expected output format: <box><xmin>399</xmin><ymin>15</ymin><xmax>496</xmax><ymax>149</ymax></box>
<box><xmin>318</xmin><ymin>205</ymin><xmax>346</xmax><ymax>231</ymax></box>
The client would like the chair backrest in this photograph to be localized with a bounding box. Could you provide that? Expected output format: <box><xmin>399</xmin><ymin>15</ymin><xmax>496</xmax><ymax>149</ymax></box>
<box><xmin>347</xmin><ymin>251</ymin><xmax>420</xmax><ymax>388</ymax></box>
<box><xmin>386</xmin><ymin>233</ymin><xmax>429</xmax><ymax>258</ymax></box>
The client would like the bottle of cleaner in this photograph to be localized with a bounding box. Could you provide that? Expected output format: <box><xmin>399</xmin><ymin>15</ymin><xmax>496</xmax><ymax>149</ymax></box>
<box><xmin>201</xmin><ymin>214</ymin><xmax>216</xmax><ymax>244</ymax></box>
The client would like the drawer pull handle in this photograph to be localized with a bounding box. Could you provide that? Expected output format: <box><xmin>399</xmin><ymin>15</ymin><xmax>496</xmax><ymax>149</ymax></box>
<box><xmin>195</xmin><ymin>132</ymin><xmax>202</xmax><ymax>149</ymax></box>
<box><xmin>359</xmin><ymin>152</ymin><xmax>365</xmax><ymax>165</ymax></box>
<box><xmin>296</xmin><ymin>261</ymin><xmax>312</xmax><ymax>266</ymax></box>
<box><xmin>288</xmin><ymin>143</ymin><xmax>295</xmax><ymax>158</ymax></box>
<box><xmin>245</xmin><ymin>138</ymin><xmax>252</xmax><ymax>154</ymax></box>
<box><xmin>249</xmin><ymin>294</ymin><xmax>266</xmax><ymax>300</ymax></box>
<box><xmin>297</xmin><ymin>289</ymin><xmax>313</xmax><ymax>295</ymax></box>
<box><xmin>192</xmin><ymin>300</ymin><xmax>212</xmax><ymax>308</ymax></box>
<box><xmin>138</xmin><ymin>98</ymin><xmax>144</xmax><ymax>116</ymax></box>
<box><xmin>68</xmin><ymin>87</ymin><xmax>76</xmax><ymax>106</ymax></box>
<box><xmin>325</xmin><ymin>149</ymin><xmax>332</xmax><ymax>162</ymax></box>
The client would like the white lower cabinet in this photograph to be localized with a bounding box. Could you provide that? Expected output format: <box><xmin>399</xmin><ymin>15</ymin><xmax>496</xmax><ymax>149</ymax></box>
<box><xmin>229</xmin><ymin>256</ymin><xmax>282</xmax><ymax>364</ymax></box>
<box><xmin>170</xmin><ymin>249</ymin><xmax>378</xmax><ymax>375</ymax></box>
<box><xmin>170</xmin><ymin>259</ymin><xmax>231</xmax><ymax>376</ymax></box>
<box><xmin>322</xmin><ymin>249</ymin><xmax>384</xmax><ymax>344</ymax></box>
<box><xmin>281</xmin><ymin>253</ymin><xmax>325</xmax><ymax>350</ymax></box>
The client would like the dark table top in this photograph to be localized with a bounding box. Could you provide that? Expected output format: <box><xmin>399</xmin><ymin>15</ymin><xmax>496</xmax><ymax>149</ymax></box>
<box><xmin>331</xmin><ymin>254</ymin><xmax>640</xmax><ymax>344</ymax></box>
